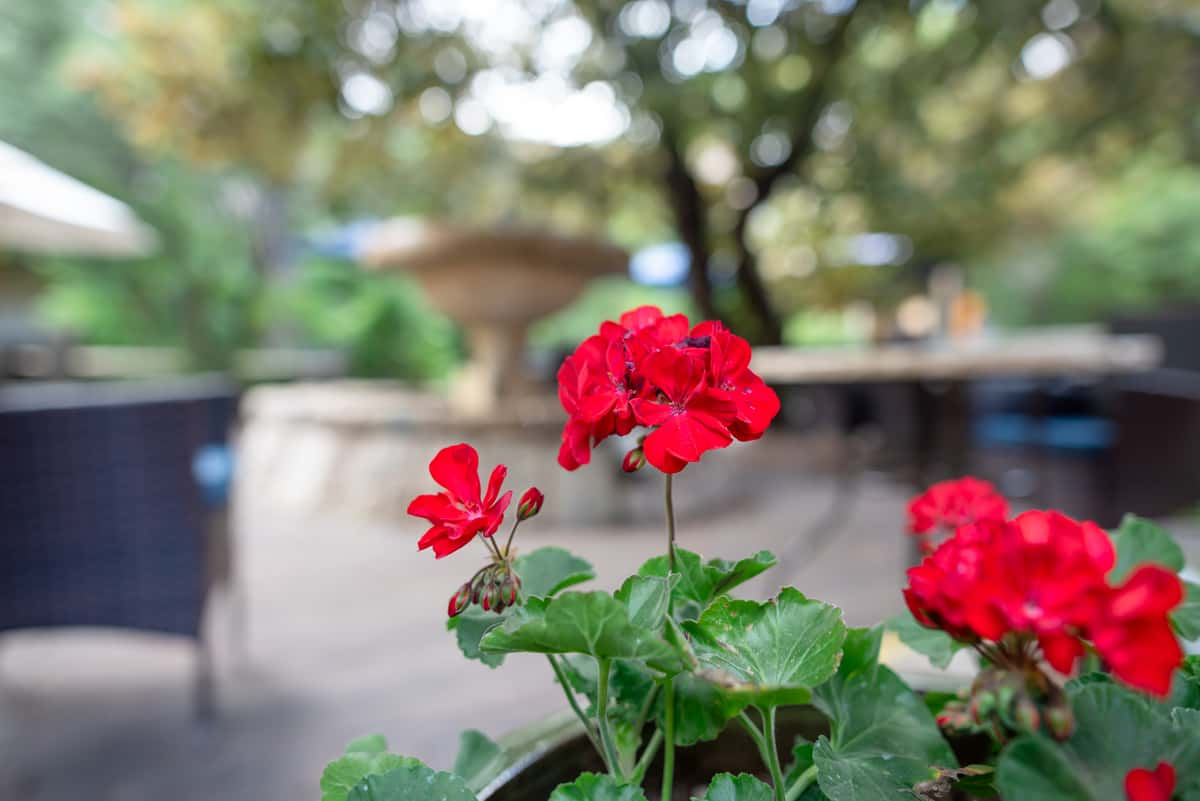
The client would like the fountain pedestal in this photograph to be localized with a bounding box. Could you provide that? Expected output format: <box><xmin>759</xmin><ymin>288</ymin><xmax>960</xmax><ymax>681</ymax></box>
<box><xmin>359</xmin><ymin>220</ymin><xmax>627</xmax><ymax>418</ymax></box>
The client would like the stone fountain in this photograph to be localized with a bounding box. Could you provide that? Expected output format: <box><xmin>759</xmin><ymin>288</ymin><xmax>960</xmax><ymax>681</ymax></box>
<box><xmin>359</xmin><ymin>219</ymin><xmax>628</xmax><ymax>419</ymax></box>
<box><xmin>234</xmin><ymin>221</ymin><xmax>631</xmax><ymax>527</ymax></box>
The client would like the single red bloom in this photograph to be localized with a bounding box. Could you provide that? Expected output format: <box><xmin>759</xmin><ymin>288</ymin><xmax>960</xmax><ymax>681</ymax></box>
<box><xmin>1092</xmin><ymin>565</ymin><xmax>1184</xmax><ymax>697</ymax></box>
<box><xmin>907</xmin><ymin>477</ymin><xmax>1009</xmax><ymax>536</ymax></box>
<box><xmin>904</xmin><ymin>519</ymin><xmax>1002</xmax><ymax>642</ymax></box>
<box><xmin>630</xmin><ymin>348</ymin><xmax>736</xmax><ymax>474</ymax></box>
<box><xmin>1125</xmin><ymin>762</ymin><xmax>1176</xmax><ymax>801</ymax></box>
<box><xmin>517</xmin><ymin>487</ymin><xmax>544</xmax><ymax>520</ymax></box>
<box><xmin>407</xmin><ymin>443</ymin><xmax>512</xmax><ymax>558</ymax></box>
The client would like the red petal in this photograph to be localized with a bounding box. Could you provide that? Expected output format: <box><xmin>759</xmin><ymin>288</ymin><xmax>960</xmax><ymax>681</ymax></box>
<box><xmin>619</xmin><ymin>305</ymin><xmax>664</xmax><ymax>330</ymax></box>
<box><xmin>483</xmin><ymin>490</ymin><xmax>513</xmax><ymax>536</ymax></box>
<box><xmin>1109</xmin><ymin>566</ymin><xmax>1184</xmax><ymax>620</ymax></box>
<box><xmin>429</xmin><ymin>443</ymin><xmax>481</xmax><ymax>503</ymax></box>
<box><xmin>406</xmin><ymin>492</ymin><xmax>464</xmax><ymax>522</ymax></box>
<box><xmin>630</xmin><ymin>398</ymin><xmax>674</xmax><ymax>427</ymax></box>
<box><xmin>482</xmin><ymin>463</ymin><xmax>508</xmax><ymax>508</ymax></box>
<box><xmin>1039</xmin><ymin>632</ymin><xmax>1084</xmax><ymax>674</ymax></box>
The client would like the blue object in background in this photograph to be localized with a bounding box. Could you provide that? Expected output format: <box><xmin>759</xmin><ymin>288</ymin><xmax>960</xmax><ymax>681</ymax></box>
<box><xmin>193</xmin><ymin>443</ymin><xmax>234</xmax><ymax>507</ymax></box>
<box><xmin>629</xmin><ymin>241</ymin><xmax>690</xmax><ymax>287</ymax></box>
<box><xmin>973</xmin><ymin>413</ymin><xmax>1114</xmax><ymax>453</ymax></box>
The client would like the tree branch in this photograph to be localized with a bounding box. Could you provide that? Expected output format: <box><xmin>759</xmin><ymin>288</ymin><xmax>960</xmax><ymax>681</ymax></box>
<box><xmin>731</xmin><ymin>6</ymin><xmax>863</xmax><ymax>344</ymax></box>
<box><xmin>661</xmin><ymin>125</ymin><xmax>719</xmax><ymax>321</ymax></box>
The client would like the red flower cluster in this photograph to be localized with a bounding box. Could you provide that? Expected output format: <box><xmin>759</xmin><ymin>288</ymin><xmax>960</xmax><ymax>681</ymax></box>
<box><xmin>905</xmin><ymin>504</ymin><xmax>1184</xmax><ymax>696</ymax></box>
<box><xmin>907</xmin><ymin>477</ymin><xmax>1008</xmax><ymax>553</ymax></box>
<box><xmin>1126</xmin><ymin>763</ymin><xmax>1175</xmax><ymax>801</ymax></box>
<box><xmin>407</xmin><ymin>443</ymin><xmax>512</xmax><ymax>558</ymax></box>
<box><xmin>556</xmin><ymin>306</ymin><xmax>780</xmax><ymax>474</ymax></box>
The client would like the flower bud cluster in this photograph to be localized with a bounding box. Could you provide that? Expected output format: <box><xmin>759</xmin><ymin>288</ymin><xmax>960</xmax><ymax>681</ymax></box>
<box><xmin>448</xmin><ymin>563</ymin><xmax>522</xmax><ymax>618</ymax></box>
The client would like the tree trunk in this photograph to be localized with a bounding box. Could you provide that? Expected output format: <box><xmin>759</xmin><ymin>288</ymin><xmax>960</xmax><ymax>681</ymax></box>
<box><xmin>661</xmin><ymin>130</ymin><xmax>719</xmax><ymax>322</ymax></box>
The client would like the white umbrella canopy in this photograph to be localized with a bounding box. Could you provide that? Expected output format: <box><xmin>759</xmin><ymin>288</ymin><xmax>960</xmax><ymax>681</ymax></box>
<box><xmin>0</xmin><ymin>140</ymin><xmax>157</xmax><ymax>258</ymax></box>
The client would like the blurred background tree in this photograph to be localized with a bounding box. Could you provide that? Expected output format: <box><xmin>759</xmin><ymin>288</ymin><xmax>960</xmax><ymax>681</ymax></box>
<box><xmin>4</xmin><ymin>0</ymin><xmax>1200</xmax><ymax>370</ymax></box>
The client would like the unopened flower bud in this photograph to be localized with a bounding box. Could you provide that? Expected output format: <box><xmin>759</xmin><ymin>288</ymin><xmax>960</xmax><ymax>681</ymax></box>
<box><xmin>1014</xmin><ymin>697</ymin><xmax>1040</xmax><ymax>733</ymax></box>
<box><xmin>970</xmin><ymin>691</ymin><xmax>995</xmax><ymax>723</ymax></box>
<box><xmin>1045</xmin><ymin>705</ymin><xmax>1074</xmax><ymax>740</ymax></box>
<box><xmin>448</xmin><ymin>583</ymin><xmax>472</xmax><ymax>618</ymax></box>
<box><xmin>622</xmin><ymin>448</ymin><xmax>646</xmax><ymax>473</ymax></box>
<box><xmin>517</xmin><ymin>487</ymin><xmax>544</xmax><ymax>521</ymax></box>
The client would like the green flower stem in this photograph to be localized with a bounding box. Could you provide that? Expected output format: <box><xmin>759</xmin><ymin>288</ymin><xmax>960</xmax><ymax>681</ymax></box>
<box><xmin>545</xmin><ymin>653</ymin><xmax>608</xmax><ymax>771</ymax></box>
<box><xmin>629</xmin><ymin>728</ymin><xmax>663</xmax><ymax>786</ymax></box>
<box><xmin>661</xmin><ymin>676</ymin><xmax>676</xmax><ymax>801</ymax></box>
<box><xmin>737</xmin><ymin>710</ymin><xmax>771</xmax><ymax>764</ymax></box>
<box><xmin>596</xmin><ymin>657</ymin><xmax>625</xmax><ymax>781</ymax></box>
<box><xmin>784</xmin><ymin>765</ymin><xmax>818</xmax><ymax>801</ymax></box>
<box><xmin>502</xmin><ymin>518</ymin><xmax>521</xmax><ymax>559</ymax></box>
<box><xmin>665</xmin><ymin>473</ymin><xmax>677</xmax><ymax>573</ymax></box>
<box><xmin>762</xmin><ymin>706</ymin><xmax>787</xmax><ymax>801</ymax></box>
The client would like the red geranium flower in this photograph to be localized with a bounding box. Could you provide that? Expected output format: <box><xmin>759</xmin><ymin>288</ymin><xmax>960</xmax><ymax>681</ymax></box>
<box><xmin>556</xmin><ymin>306</ymin><xmax>777</xmax><ymax>474</ymax></box>
<box><xmin>407</xmin><ymin>443</ymin><xmax>512</xmax><ymax>558</ymax></box>
<box><xmin>961</xmin><ymin>511</ymin><xmax>1115</xmax><ymax>674</ymax></box>
<box><xmin>630</xmin><ymin>347</ymin><xmax>738</xmax><ymax>474</ymax></box>
<box><xmin>907</xmin><ymin>477</ymin><xmax>1009</xmax><ymax>552</ymax></box>
<box><xmin>1092</xmin><ymin>565</ymin><xmax>1184</xmax><ymax>697</ymax></box>
<box><xmin>1125</xmin><ymin>762</ymin><xmax>1176</xmax><ymax>801</ymax></box>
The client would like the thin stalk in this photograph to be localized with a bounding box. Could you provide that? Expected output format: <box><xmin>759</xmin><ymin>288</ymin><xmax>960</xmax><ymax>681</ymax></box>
<box><xmin>784</xmin><ymin>765</ymin><xmax>818</xmax><ymax>801</ymax></box>
<box><xmin>762</xmin><ymin>707</ymin><xmax>787</xmax><ymax>801</ymax></box>
<box><xmin>665</xmin><ymin>473</ymin><xmax>677</xmax><ymax>572</ymax></box>
<box><xmin>546</xmin><ymin>653</ymin><xmax>608</xmax><ymax>770</ymax></box>
<box><xmin>480</xmin><ymin>532</ymin><xmax>504</xmax><ymax>561</ymax></box>
<box><xmin>633</xmin><ymin>684</ymin><xmax>660</xmax><ymax>735</ymax></box>
<box><xmin>502</xmin><ymin>519</ymin><xmax>521</xmax><ymax>558</ymax></box>
<box><xmin>737</xmin><ymin>710</ymin><xmax>771</xmax><ymax>764</ymax></box>
<box><xmin>597</xmin><ymin>658</ymin><xmax>625</xmax><ymax>781</ymax></box>
<box><xmin>661</xmin><ymin>676</ymin><xmax>676</xmax><ymax>801</ymax></box>
<box><xmin>629</xmin><ymin>728</ymin><xmax>663</xmax><ymax>786</ymax></box>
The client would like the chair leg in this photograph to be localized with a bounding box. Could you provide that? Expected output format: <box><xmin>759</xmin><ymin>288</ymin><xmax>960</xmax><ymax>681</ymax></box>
<box><xmin>194</xmin><ymin>627</ymin><xmax>216</xmax><ymax>721</ymax></box>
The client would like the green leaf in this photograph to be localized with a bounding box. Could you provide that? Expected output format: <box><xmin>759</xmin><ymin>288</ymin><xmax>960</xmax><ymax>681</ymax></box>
<box><xmin>638</xmin><ymin>549</ymin><xmax>777</xmax><ymax>620</ymax></box>
<box><xmin>345</xmin><ymin>734</ymin><xmax>390</xmax><ymax>754</ymax></box>
<box><xmin>447</xmin><ymin>608</ymin><xmax>509</xmax><ymax>668</ymax></box>
<box><xmin>836</xmin><ymin>626</ymin><xmax>882</xmax><ymax>679</ymax></box>
<box><xmin>656</xmin><ymin>671</ymin><xmax>745</xmax><ymax>746</ymax></box>
<box><xmin>446</xmin><ymin>546</ymin><xmax>595</xmax><ymax>668</ymax></box>
<box><xmin>811</xmin><ymin>665</ymin><xmax>957</xmax><ymax>801</ymax></box>
<box><xmin>784</xmin><ymin>741</ymin><xmax>815</xmax><ymax>787</ymax></box>
<box><xmin>683</xmin><ymin>587</ymin><xmax>846</xmax><ymax>709</ymax></box>
<box><xmin>480</xmin><ymin>592</ymin><xmax>682</xmax><ymax>671</ymax></box>
<box><xmin>1110</xmin><ymin>515</ymin><xmax>1185</xmax><ymax>583</ymax></box>
<box><xmin>515</xmin><ymin>546</ymin><xmax>596</xmax><ymax>597</ymax></box>
<box><xmin>1174</xmin><ymin>581</ymin><xmax>1200</xmax><ymax>641</ymax></box>
<box><xmin>615</xmin><ymin>574</ymin><xmax>676</xmax><ymax>631</ymax></box>
<box><xmin>321</xmin><ymin>736</ymin><xmax>420</xmax><ymax>801</ymax></box>
<box><xmin>886</xmin><ymin>610</ymin><xmax>965</xmax><ymax>670</ymax></box>
<box><xmin>547</xmin><ymin>772</ymin><xmax>648</xmax><ymax>801</ymax></box>
<box><xmin>452</xmin><ymin>730</ymin><xmax>506</xmax><ymax>794</ymax></box>
<box><xmin>691</xmin><ymin>773</ymin><xmax>775</xmax><ymax>801</ymax></box>
<box><xmin>996</xmin><ymin>683</ymin><xmax>1200</xmax><ymax>801</ymax></box>
<box><xmin>707</xmin><ymin>551</ymin><xmax>779</xmax><ymax>595</ymax></box>
<box><xmin>345</xmin><ymin>762</ymin><xmax>478</xmax><ymax>801</ymax></box>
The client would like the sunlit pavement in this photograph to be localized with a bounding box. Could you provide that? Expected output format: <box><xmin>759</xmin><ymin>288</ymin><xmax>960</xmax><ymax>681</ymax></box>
<box><xmin>2</xmin><ymin>449</ymin><xmax>1197</xmax><ymax>801</ymax></box>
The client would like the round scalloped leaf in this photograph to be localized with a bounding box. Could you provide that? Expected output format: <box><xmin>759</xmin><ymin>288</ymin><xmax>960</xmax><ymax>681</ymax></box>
<box><xmin>345</xmin><ymin>761</ymin><xmax>478</xmax><ymax>801</ymax></box>
<box><xmin>479</xmin><ymin>591</ymin><xmax>681</xmax><ymax>671</ymax></box>
<box><xmin>811</xmin><ymin>663</ymin><xmax>957</xmax><ymax>801</ymax></box>
<box><xmin>548</xmin><ymin>772</ymin><xmax>649</xmax><ymax>801</ymax></box>
<box><xmin>682</xmin><ymin>588</ymin><xmax>846</xmax><ymax>708</ymax></box>
<box><xmin>692</xmin><ymin>773</ymin><xmax>775</xmax><ymax>801</ymax></box>
<box><xmin>996</xmin><ymin>683</ymin><xmax>1200</xmax><ymax>801</ymax></box>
